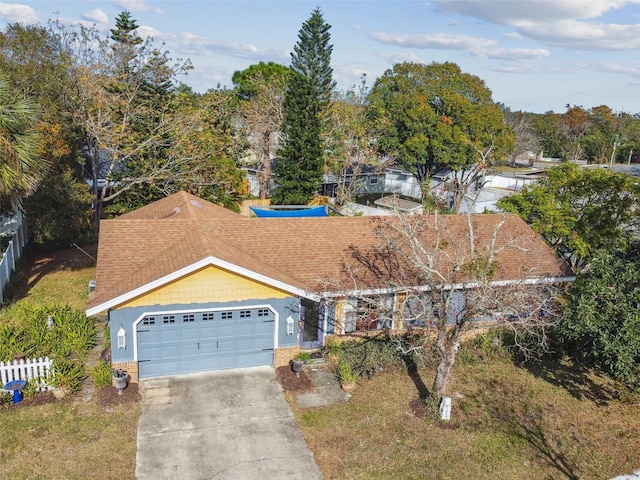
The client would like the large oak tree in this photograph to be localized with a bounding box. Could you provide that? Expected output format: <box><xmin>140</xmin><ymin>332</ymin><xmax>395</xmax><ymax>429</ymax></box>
<box><xmin>367</xmin><ymin>62</ymin><xmax>514</xmax><ymax>212</ymax></box>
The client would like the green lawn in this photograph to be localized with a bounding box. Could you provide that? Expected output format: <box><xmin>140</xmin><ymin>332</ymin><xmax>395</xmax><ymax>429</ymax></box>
<box><xmin>293</xmin><ymin>353</ymin><xmax>640</xmax><ymax>480</ymax></box>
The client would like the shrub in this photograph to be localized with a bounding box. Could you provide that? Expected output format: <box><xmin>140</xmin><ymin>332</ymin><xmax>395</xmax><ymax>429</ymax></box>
<box><xmin>323</xmin><ymin>334</ymin><xmax>430</xmax><ymax>378</ymax></box>
<box><xmin>0</xmin><ymin>304</ymin><xmax>96</xmax><ymax>362</ymax></box>
<box><xmin>90</xmin><ymin>361</ymin><xmax>113</xmax><ymax>388</ymax></box>
<box><xmin>52</xmin><ymin>359</ymin><xmax>84</xmax><ymax>395</ymax></box>
<box><xmin>458</xmin><ymin>330</ymin><xmax>511</xmax><ymax>365</ymax></box>
<box><xmin>338</xmin><ymin>361</ymin><xmax>359</xmax><ymax>384</ymax></box>
<box><xmin>295</xmin><ymin>352</ymin><xmax>311</xmax><ymax>362</ymax></box>
<box><xmin>0</xmin><ymin>391</ymin><xmax>12</xmax><ymax>408</ymax></box>
<box><xmin>20</xmin><ymin>377</ymin><xmax>42</xmax><ymax>400</ymax></box>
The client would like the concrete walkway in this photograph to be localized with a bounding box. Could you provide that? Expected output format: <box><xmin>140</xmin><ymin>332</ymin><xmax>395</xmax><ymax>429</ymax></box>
<box><xmin>136</xmin><ymin>367</ymin><xmax>323</xmax><ymax>479</ymax></box>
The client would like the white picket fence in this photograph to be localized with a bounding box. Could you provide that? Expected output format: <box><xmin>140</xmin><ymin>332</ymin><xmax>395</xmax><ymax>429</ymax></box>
<box><xmin>0</xmin><ymin>357</ymin><xmax>54</xmax><ymax>393</ymax></box>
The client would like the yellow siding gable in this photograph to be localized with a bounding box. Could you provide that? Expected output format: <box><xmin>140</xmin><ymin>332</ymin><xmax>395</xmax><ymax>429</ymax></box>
<box><xmin>119</xmin><ymin>265</ymin><xmax>291</xmax><ymax>309</ymax></box>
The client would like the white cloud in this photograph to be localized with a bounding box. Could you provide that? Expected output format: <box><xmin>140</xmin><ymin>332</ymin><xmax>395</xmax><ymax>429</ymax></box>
<box><xmin>473</xmin><ymin>47</ymin><xmax>550</xmax><ymax>61</ymax></box>
<box><xmin>436</xmin><ymin>0</ymin><xmax>640</xmax><ymax>24</ymax></box>
<box><xmin>370</xmin><ymin>31</ymin><xmax>548</xmax><ymax>61</ymax></box>
<box><xmin>148</xmin><ymin>29</ymin><xmax>289</xmax><ymax>64</ymax></box>
<box><xmin>136</xmin><ymin>25</ymin><xmax>161</xmax><ymax>39</ymax></box>
<box><xmin>588</xmin><ymin>61</ymin><xmax>640</xmax><ymax>77</ymax></box>
<box><xmin>114</xmin><ymin>0</ymin><xmax>162</xmax><ymax>14</ymax></box>
<box><xmin>436</xmin><ymin>0</ymin><xmax>640</xmax><ymax>50</ymax></box>
<box><xmin>371</xmin><ymin>31</ymin><xmax>496</xmax><ymax>50</ymax></box>
<box><xmin>518</xmin><ymin>19</ymin><xmax>640</xmax><ymax>50</ymax></box>
<box><xmin>82</xmin><ymin>9</ymin><xmax>108</xmax><ymax>25</ymax></box>
<box><xmin>0</xmin><ymin>2</ymin><xmax>37</xmax><ymax>23</ymax></box>
<box><xmin>375</xmin><ymin>51</ymin><xmax>425</xmax><ymax>65</ymax></box>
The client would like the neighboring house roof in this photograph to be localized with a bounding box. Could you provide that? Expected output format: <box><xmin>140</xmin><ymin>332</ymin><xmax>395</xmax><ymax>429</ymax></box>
<box><xmin>374</xmin><ymin>195</ymin><xmax>423</xmax><ymax>214</ymax></box>
<box><xmin>87</xmin><ymin>191</ymin><xmax>574</xmax><ymax>316</ymax></box>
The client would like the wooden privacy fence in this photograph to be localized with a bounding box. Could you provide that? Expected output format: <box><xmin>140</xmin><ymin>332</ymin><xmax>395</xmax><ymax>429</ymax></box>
<box><xmin>0</xmin><ymin>357</ymin><xmax>54</xmax><ymax>392</ymax></box>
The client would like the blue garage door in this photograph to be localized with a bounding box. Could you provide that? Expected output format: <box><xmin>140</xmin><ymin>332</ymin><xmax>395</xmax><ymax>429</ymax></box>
<box><xmin>136</xmin><ymin>307</ymin><xmax>275</xmax><ymax>379</ymax></box>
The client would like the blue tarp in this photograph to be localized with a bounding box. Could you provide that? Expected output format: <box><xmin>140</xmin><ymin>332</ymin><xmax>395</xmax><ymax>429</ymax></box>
<box><xmin>250</xmin><ymin>206</ymin><xmax>329</xmax><ymax>217</ymax></box>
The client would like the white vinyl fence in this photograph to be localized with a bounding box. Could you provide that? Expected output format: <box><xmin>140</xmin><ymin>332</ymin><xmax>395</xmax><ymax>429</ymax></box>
<box><xmin>0</xmin><ymin>212</ymin><xmax>28</xmax><ymax>304</ymax></box>
<box><xmin>0</xmin><ymin>357</ymin><xmax>53</xmax><ymax>392</ymax></box>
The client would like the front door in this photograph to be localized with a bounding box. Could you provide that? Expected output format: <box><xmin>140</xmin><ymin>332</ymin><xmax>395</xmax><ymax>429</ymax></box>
<box><xmin>300</xmin><ymin>298</ymin><xmax>324</xmax><ymax>348</ymax></box>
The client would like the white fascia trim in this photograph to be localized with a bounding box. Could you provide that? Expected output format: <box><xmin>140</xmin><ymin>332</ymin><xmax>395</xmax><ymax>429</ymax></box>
<box><xmin>86</xmin><ymin>256</ymin><xmax>319</xmax><ymax>316</ymax></box>
<box><xmin>319</xmin><ymin>275</ymin><xmax>577</xmax><ymax>299</ymax></box>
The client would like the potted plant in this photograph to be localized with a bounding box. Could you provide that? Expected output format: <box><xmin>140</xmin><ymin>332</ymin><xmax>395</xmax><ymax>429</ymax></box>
<box><xmin>111</xmin><ymin>368</ymin><xmax>129</xmax><ymax>395</ymax></box>
<box><xmin>338</xmin><ymin>361</ymin><xmax>359</xmax><ymax>394</ymax></box>
<box><xmin>290</xmin><ymin>352</ymin><xmax>311</xmax><ymax>377</ymax></box>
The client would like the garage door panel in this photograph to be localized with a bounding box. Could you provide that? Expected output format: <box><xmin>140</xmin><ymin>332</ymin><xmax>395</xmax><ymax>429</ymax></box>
<box><xmin>137</xmin><ymin>307</ymin><xmax>276</xmax><ymax>378</ymax></box>
<box><xmin>218</xmin><ymin>325</ymin><xmax>235</xmax><ymax>337</ymax></box>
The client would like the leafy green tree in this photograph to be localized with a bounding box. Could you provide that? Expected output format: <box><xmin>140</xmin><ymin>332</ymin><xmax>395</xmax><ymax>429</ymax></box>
<box><xmin>0</xmin><ymin>23</ymin><xmax>93</xmax><ymax>247</ymax></box>
<box><xmin>581</xmin><ymin>105</ymin><xmax>616</xmax><ymax>164</ymax></box>
<box><xmin>232</xmin><ymin>61</ymin><xmax>290</xmax><ymax>101</ymax></box>
<box><xmin>560</xmin><ymin>247</ymin><xmax>640</xmax><ymax>389</ymax></box>
<box><xmin>498</xmin><ymin>163</ymin><xmax>640</xmax><ymax>272</ymax></box>
<box><xmin>530</xmin><ymin>111</ymin><xmax>563</xmax><ymax>159</ymax></box>
<box><xmin>272</xmin><ymin>7</ymin><xmax>335</xmax><ymax>204</ymax></box>
<box><xmin>24</xmin><ymin>168</ymin><xmax>93</xmax><ymax>249</ymax></box>
<box><xmin>367</xmin><ymin>61</ymin><xmax>514</xmax><ymax>212</ymax></box>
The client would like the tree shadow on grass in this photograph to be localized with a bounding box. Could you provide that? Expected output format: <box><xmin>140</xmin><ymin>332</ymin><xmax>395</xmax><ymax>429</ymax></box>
<box><xmin>501</xmin><ymin>408</ymin><xmax>581</xmax><ymax>480</ymax></box>
<box><xmin>3</xmin><ymin>244</ymin><xmax>97</xmax><ymax>304</ymax></box>
<box><xmin>517</xmin><ymin>356</ymin><xmax>618</xmax><ymax>407</ymax></box>
<box><xmin>474</xmin><ymin>377</ymin><xmax>583</xmax><ymax>480</ymax></box>
<box><xmin>402</xmin><ymin>353</ymin><xmax>430</xmax><ymax>402</ymax></box>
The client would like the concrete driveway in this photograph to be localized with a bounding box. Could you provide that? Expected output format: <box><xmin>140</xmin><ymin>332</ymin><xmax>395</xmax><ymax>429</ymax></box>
<box><xmin>135</xmin><ymin>366</ymin><xmax>323</xmax><ymax>479</ymax></box>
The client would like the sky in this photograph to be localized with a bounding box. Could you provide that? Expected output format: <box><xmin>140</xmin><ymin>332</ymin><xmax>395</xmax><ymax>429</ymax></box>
<box><xmin>1</xmin><ymin>0</ymin><xmax>640</xmax><ymax>114</ymax></box>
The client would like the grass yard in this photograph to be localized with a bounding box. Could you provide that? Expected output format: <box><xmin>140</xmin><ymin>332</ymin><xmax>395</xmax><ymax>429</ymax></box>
<box><xmin>293</xmin><ymin>353</ymin><xmax>640</xmax><ymax>480</ymax></box>
<box><xmin>0</xmin><ymin>245</ymin><xmax>141</xmax><ymax>480</ymax></box>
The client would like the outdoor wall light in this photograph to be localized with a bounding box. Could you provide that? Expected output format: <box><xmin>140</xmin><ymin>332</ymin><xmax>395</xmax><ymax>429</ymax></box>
<box><xmin>117</xmin><ymin>325</ymin><xmax>126</xmax><ymax>349</ymax></box>
<box><xmin>285</xmin><ymin>315</ymin><xmax>294</xmax><ymax>335</ymax></box>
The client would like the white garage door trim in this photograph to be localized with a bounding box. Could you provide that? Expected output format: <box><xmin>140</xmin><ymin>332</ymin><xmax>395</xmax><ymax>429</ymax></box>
<box><xmin>131</xmin><ymin>304</ymin><xmax>280</xmax><ymax>363</ymax></box>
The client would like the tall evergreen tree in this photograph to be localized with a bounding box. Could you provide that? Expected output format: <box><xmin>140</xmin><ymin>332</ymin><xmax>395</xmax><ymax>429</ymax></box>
<box><xmin>272</xmin><ymin>7</ymin><xmax>334</xmax><ymax>205</ymax></box>
<box><xmin>290</xmin><ymin>7</ymin><xmax>335</xmax><ymax>109</ymax></box>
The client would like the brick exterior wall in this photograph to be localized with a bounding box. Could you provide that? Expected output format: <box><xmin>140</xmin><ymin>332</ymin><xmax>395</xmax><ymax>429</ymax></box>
<box><xmin>274</xmin><ymin>346</ymin><xmax>300</xmax><ymax>368</ymax></box>
<box><xmin>111</xmin><ymin>360</ymin><xmax>139</xmax><ymax>384</ymax></box>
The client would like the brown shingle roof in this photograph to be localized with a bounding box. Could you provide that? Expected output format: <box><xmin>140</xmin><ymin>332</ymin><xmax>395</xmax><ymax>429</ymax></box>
<box><xmin>87</xmin><ymin>192</ymin><xmax>573</xmax><ymax>314</ymax></box>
